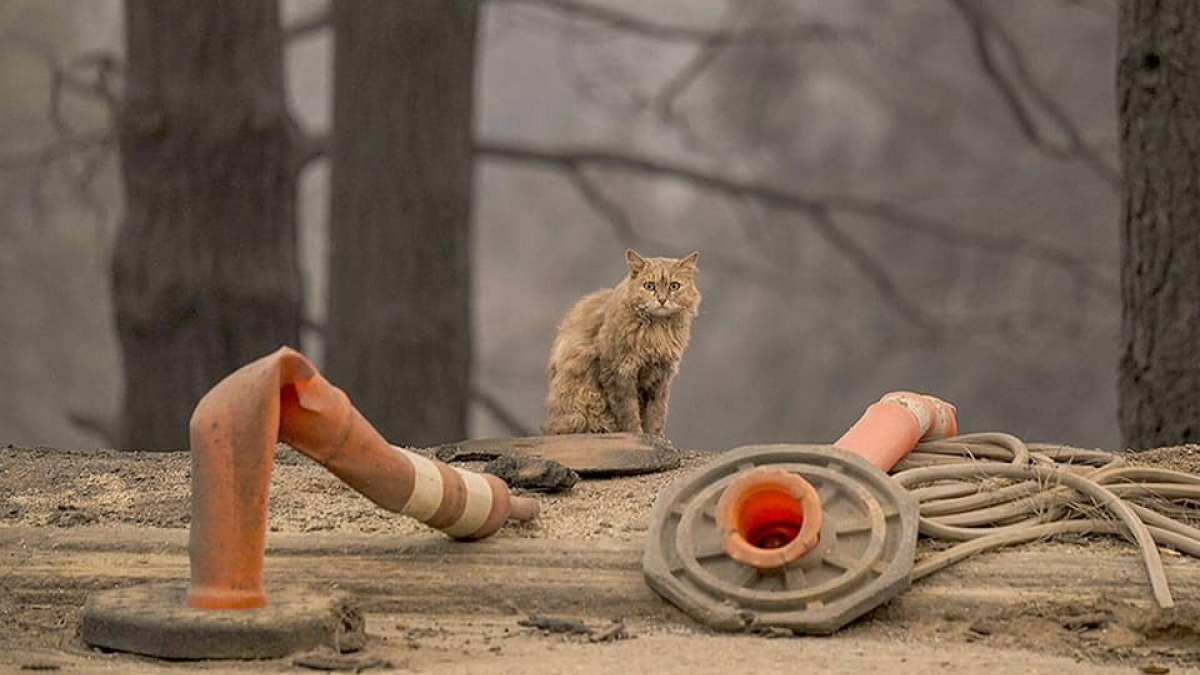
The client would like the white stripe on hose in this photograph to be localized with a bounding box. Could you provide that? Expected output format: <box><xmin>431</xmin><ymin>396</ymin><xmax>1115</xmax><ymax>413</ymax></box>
<box><xmin>880</xmin><ymin>393</ymin><xmax>932</xmax><ymax>436</ymax></box>
<box><xmin>397</xmin><ymin>448</ymin><xmax>444</xmax><ymax>522</ymax></box>
<box><xmin>441</xmin><ymin>468</ymin><xmax>494</xmax><ymax>538</ymax></box>
<box><xmin>929</xmin><ymin>399</ymin><xmax>952</xmax><ymax>438</ymax></box>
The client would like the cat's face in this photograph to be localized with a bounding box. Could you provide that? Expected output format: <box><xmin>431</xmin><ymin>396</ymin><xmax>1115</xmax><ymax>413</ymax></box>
<box><xmin>623</xmin><ymin>249</ymin><xmax>701</xmax><ymax>318</ymax></box>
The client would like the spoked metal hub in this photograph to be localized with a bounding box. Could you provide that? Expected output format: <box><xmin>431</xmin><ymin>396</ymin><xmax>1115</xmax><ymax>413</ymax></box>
<box><xmin>642</xmin><ymin>444</ymin><xmax>919</xmax><ymax>634</ymax></box>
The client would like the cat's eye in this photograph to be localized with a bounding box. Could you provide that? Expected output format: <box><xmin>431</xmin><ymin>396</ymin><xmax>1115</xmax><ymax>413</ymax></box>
<box><xmin>669</xmin><ymin>281</ymin><xmax>681</xmax><ymax>291</ymax></box>
<box><xmin>643</xmin><ymin>281</ymin><xmax>656</xmax><ymax>291</ymax></box>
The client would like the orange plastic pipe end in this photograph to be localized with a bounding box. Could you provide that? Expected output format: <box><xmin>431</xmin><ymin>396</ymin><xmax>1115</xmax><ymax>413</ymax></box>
<box><xmin>186</xmin><ymin>346</ymin><xmax>538</xmax><ymax>611</ymax></box>
<box><xmin>187</xmin><ymin>349</ymin><xmax>305</xmax><ymax>609</ymax></box>
<box><xmin>715</xmin><ymin>468</ymin><xmax>822</xmax><ymax>569</ymax></box>
<box><xmin>834</xmin><ymin>391</ymin><xmax>958</xmax><ymax>473</ymax></box>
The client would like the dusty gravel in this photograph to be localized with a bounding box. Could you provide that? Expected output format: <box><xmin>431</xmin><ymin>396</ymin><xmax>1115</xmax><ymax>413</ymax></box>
<box><xmin>4</xmin><ymin>442</ymin><xmax>1200</xmax><ymax>675</ymax></box>
<box><xmin>0</xmin><ymin>443</ymin><xmax>714</xmax><ymax>539</ymax></box>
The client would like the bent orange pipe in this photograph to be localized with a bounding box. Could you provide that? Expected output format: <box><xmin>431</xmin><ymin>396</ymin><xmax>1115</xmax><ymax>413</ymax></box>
<box><xmin>835</xmin><ymin>391</ymin><xmax>957</xmax><ymax>473</ymax></box>
<box><xmin>187</xmin><ymin>346</ymin><xmax>539</xmax><ymax>610</ymax></box>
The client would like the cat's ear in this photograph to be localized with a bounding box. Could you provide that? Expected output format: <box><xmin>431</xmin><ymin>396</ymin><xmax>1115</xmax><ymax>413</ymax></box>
<box><xmin>676</xmin><ymin>251</ymin><xmax>699</xmax><ymax>271</ymax></box>
<box><xmin>626</xmin><ymin>249</ymin><xmax>648</xmax><ymax>276</ymax></box>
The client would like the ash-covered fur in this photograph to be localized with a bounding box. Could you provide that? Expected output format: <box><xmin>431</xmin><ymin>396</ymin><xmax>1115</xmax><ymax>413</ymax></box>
<box><xmin>542</xmin><ymin>249</ymin><xmax>701</xmax><ymax>435</ymax></box>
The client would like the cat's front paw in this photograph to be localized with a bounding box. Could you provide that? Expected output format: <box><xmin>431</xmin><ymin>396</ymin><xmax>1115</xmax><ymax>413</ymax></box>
<box><xmin>641</xmin><ymin>431</ymin><xmax>675</xmax><ymax>449</ymax></box>
<box><xmin>617</xmin><ymin>421</ymin><xmax>644</xmax><ymax>434</ymax></box>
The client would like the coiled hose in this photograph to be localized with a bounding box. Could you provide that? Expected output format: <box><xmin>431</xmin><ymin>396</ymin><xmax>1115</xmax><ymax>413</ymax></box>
<box><xmin>892</xmin><ymin>432</ymin><xmax>1200</xmax><ymax>609</ymax></box>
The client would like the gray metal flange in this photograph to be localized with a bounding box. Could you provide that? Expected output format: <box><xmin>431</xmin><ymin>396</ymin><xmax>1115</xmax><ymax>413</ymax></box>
<box><xmin>642</xmin><ymin>444</ymin><xmax>919</xmax><ymax>634</ymax></box>
<box><xmin>81</xmin><ymin>583</ymin><xmax>366</xmax><ymax>659</ymax></box>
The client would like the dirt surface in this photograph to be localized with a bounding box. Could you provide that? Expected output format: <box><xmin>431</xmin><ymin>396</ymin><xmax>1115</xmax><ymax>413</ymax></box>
<box><xmin>0</xmin><ymin>443</ymin><xmax>703</xmax><ymax>539</ymax></box>
<box><xmin>3</xmin><ymin>442</ymin><xmax>1200</xmax><ymax>674</ymax></box>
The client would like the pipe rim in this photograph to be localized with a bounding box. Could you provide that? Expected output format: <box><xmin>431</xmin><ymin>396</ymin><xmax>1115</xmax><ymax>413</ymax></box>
<box><xmin>715</xmin><ymin>468</ymin><xmax>823</xmax><ymax>569</ymax></box>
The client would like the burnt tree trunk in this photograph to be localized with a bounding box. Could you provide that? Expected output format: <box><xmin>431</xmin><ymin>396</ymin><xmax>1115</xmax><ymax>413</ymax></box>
<box><xmin>112</xmin><ymin>0</ymin><xmax>300</xmax><ymax>449</ymax></box>
<box><xmin>1117</xmin><ymin>2</ymin><xmax>1200</xmax><ymax>449</ymax></box>
<box><xmin>326</xmin><ymin>2</ymin><xmax>478</xmax><ymax>446</ymax></box>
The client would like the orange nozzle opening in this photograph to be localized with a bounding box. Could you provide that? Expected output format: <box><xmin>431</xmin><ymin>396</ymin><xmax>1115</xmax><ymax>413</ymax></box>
<box><xmin>715</xmin><ymin>468</ymin><xmax>822</xmax><ymax>569</ymax></box>
<box><xmin>738</xmin><ymin>489</ymin><xmax>804</xmax><ymax>549</ymax></box>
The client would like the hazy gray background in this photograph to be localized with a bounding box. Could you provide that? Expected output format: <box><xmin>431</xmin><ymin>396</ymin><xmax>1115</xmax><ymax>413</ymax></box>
<box><xmin>0</xmin><ymin>0</ymin><xmax>1120</xmax><ymax>450</ymax></box>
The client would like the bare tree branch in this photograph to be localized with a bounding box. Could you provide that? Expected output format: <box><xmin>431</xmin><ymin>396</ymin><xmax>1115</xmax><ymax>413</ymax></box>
<box><xmin>299</xmin><ymin>314</ymin><xmax>536</xmax><ymax>436</ymax></box>
<box><xmin>1056</xmin><ymin>0</ymin><xmax>1116</xmax><ymax>18</ymax></box>
<box><xmin>66</xmin><ymin>409</ymin><xmax>118</xmax><ymax>447</ymax></box>
<box><xmin>555</xmin><ymin>163</ymin><xmax>774</xmax><ymax>285</ymax></box>
<box><xmin>804</xmin><ymin>207</ymin><xmax>941</xmax><ymax>337</ymax></box>
<box><xmin>1</xmin><ymin>33</ymin><xmax>121</xmax><ymax>233</ymax></box>
<box><xmin>295</xmin><ymin>133</ymin><xmax>328</xmax><ymax>171</ymax></box>
<box><xmin>477</xmin><ymin>139</ymin><xmax>1118</xmax><ymax>296</ymax></box>
<box><xmin>68</xmin><ymin>138</ymin><xmax>115</xmax><ymax>230</ymax></box>
<box><xmin>472</xmin><ymin>386</ymin><xmax>535</xmax><ymax>437</ymax></box>
<box><xmin>0</xmin><ymin>131</ymin><xmax>113</xmax><ymax>172</ymax></box>
<box><xmin>56</xmin><ymin>51</ymin><xmax>122</xmax><ymax>110</ymax></box>
<box><xmin>5</xmin><ymin>34</ymin><xmax>120</xmax><ymax>127</ymax></box>
<box><xmin>948</xmin><ymin>0</ymin><xmax>1119</xmax><ymax>188</ymax></box>
<box><xmin>650</xmin><ymin>38</ymin><xmax>742</xmax><ymax>159</ymax></box>
<box><xmin>563</xmin><ymin>165</ymin><xmax>642</xmax><ymax>242</ymax></box>
<box><xmin>489</xmin><ymin>0</ymin><xmax>856</xmax><ymax>45</ymax></box>
<box><xmin>284</xmin><ymin>4</ymin><xmax>331</xmax><ymax>42</ymax></box>
<box><xmin>288</xmin><ymin>115</ymin><xmax>328</xmax><ymax>174</ymax></box>
<box><xmin>486</xmin><ymin>141</ymin><xmax>995</xmax><ymax>336</ymax></box>
<box><xmin>3</xmin><ymin>45</ymin><xmax>117</xmax><ymax>205</ymax></box>
<box><xmin>821</xmin><ymin>197</ymin><xmax>1118</xmax><ymax>297</ymax></box>
<box><xmin>654</xmin><ymin>38</ymin><xmax>726</xmax><ymax>121</ymax></box>
<box><xmin>650</xmin><ymin>2</ymin><xmax>739</xmax><ymax>124</ymax></box>
<box><xmin>0</xmin><ymin>131</ymin><xmax>115</xmax><ymax>232</ymax></box>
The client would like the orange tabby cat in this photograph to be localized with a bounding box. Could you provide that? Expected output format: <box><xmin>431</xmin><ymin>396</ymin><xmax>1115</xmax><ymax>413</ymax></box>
<box><xmin>542</xmin><ymin>249</ymin><xmax>701</xmax><ymax>436</ymax></box>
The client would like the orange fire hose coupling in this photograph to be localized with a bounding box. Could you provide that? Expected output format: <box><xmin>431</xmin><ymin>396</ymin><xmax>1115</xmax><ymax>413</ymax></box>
<box><xmin>187</xmin><ymin>346</ymin><xmax>540</xmax><ymax>610</ymax></box>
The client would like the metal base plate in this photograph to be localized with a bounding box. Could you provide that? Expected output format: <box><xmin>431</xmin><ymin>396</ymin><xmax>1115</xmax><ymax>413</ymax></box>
<box><xmin>642</xmin><ymin>444</ymin><xmax>919</xmax><ymax>634</ymax></box>
<box><xmin>435</xmin><ymin>433</ymin><xmax>680</xmax><ymax>477</ymax></box>
<box><xmin>81</xmin><ymin>583</ymin><xmax>366</xmax><ymax>659</ymax></box>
